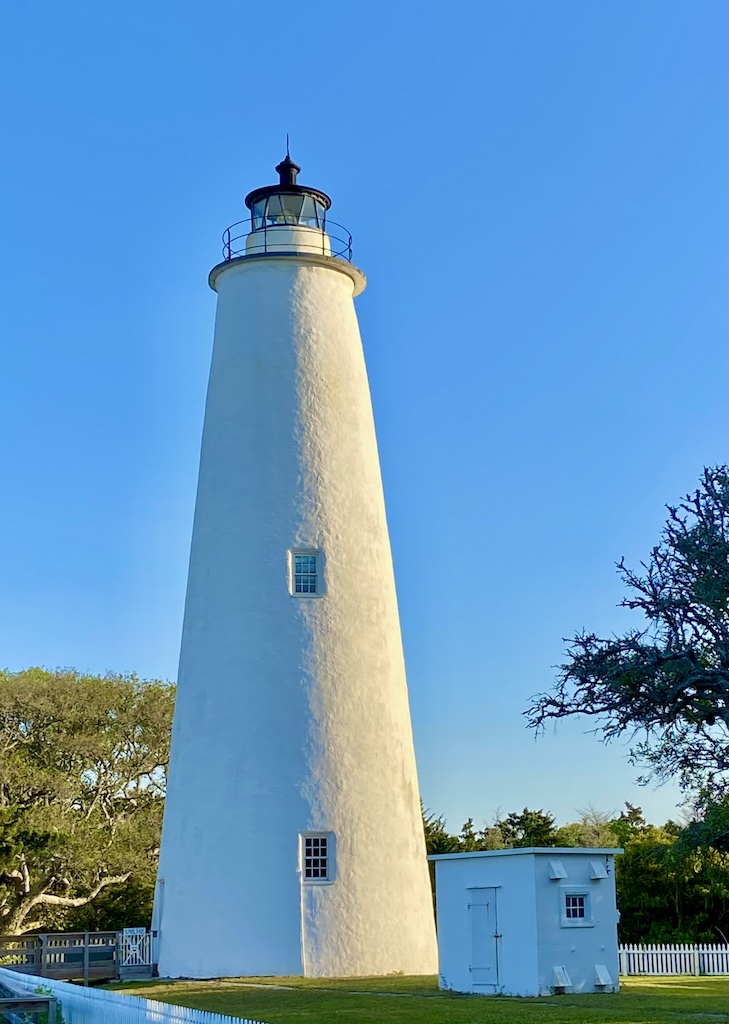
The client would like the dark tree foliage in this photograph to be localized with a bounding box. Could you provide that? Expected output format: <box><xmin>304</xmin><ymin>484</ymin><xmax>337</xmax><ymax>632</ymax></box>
<box><xmin>421</xmin><ymin>805</ymin><xmax>459</xmax><ymax>855</ymax></box>
<box><xmin>526</xmin><ymin>467</ymin><xmax>729</xmax><ymax>797</ymax></box>
<box><xmin>422</xmin><ymin>807</ymin><xmax>560</xmax><ymax>857</ymax></box>
<box><xmin>616</xmin><ymin>824</ymin><xmax>729</xmax><ymax>944</ymax></box>
<box><xmin>679</xmin><ymin>797</ymin><xmax>729</xmax><ymax>856</ymax></box>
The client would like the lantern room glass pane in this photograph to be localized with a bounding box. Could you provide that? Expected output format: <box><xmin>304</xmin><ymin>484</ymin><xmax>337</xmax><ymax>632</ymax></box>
<box><xmin>265</xmin><ymin>195</ymin><xmax>284</xmax><ymax>225</ymax></box>
<box><xmin>251</xmin><ymin>199</ymin><xmax>266</xmax><ymax>230</ymax></box>
<box><xmin>279</xmin><ymin>193</ymin><xmax>305</xmax><ymax>224</ymax></box>
<box><xmin>299</xmin><ymin>195</ymin><xmax>317</xmax><ymax>226</ymax></box>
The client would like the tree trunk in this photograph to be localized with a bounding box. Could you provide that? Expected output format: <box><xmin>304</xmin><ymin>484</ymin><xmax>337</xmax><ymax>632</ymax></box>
<box><xmin>7</xmin><ymin>873</ymin><xmax>131</xmax><ymax>934</ymax></box>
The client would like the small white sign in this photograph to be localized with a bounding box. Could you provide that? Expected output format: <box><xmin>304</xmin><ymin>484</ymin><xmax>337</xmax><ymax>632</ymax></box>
<box><xmin>123</xmin><ymin>927</ymin><xmax>147</xmax><ymax>937</ymax></box>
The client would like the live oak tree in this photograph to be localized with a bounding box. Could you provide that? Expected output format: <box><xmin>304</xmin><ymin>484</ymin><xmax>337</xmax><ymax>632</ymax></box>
<box><xmin>526</xmin><ymin>467</ymin><xmax>729</xmax><ymax>798</ymax></box>
<box><xmin>0</xmin><ymin>668</ymin><xmax>173</xmax><ymax>934</ymax></box>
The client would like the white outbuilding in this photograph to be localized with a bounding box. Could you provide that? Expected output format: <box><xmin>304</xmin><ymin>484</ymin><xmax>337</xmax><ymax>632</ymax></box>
<box><xmin>430</xmin><ymin>847</ymin><xmax>622</xmax><ymax>996</ymax></box>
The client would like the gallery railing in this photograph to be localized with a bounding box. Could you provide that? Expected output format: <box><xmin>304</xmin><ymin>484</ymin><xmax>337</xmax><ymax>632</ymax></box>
<box><xmin>222</xmin><ymin>218</ymin><xmax>353</xmax><ymax>262</ymax></box>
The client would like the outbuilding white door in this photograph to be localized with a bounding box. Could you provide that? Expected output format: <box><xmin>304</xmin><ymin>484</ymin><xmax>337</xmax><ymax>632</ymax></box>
<box><xmin>467</xmin><ymin>887</ymin><xmax>500</xmax><ymax>990</ymax></box>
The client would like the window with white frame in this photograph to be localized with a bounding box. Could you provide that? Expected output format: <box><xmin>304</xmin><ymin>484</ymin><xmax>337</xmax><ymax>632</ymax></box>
<box><xmin>289</xmin><ymin>550</ymin><xmax>321</xmax><ymax>596</ymax></box>
<box><xmin>561</xmin><ymin>889</ymin><xmax>592</xmax><ymax>927</ymax></box>
<box><xmin>301</xmin><ymin>833</ymin><xmax>334</xmax><ymax>882</ymax></box>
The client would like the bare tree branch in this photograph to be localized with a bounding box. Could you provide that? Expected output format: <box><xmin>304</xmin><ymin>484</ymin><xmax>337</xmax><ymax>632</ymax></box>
<box><xmin>526</xmin><ymin>467</ymin><xmax>729</xmax><ymax>797</ymax></box>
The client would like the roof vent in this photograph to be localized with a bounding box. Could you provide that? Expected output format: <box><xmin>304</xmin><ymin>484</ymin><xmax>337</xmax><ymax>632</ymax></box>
<box><xmin>552</xmin><ymin>965</ymin><xmax>572</xmax><ymax>991</ymax></box>
<box><xmin>549</xmin><ymin>859</ymin><xmax>567</xmax><ymax>879</ymax></box>
<box><xmin>590</xmin><ymin>859</ymin><xmax>609</xmax><ymax>879</ymax></box>
<box><xmin>594</xmin><ymin>964</ymin><xmax>613</xmax><ymax>988</ymax></box>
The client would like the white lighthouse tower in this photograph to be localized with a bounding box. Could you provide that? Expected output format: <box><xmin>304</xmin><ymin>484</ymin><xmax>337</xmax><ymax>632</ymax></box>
<box><xmin>153</xmin><ymin>155</ymin><xmax>437</xmax><ymax>979</ymax></box>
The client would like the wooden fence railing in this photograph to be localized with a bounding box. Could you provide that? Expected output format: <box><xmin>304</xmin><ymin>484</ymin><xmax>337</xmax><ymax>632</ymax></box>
<box><xmin>619</xmin><ymin>943</ymin><xmax>729</xmax><ymax>975</ymax></box>
<box><xmin>0</xmin><ymin>931</ymin><xmax>118</xmax><ymax>983</ymax></box>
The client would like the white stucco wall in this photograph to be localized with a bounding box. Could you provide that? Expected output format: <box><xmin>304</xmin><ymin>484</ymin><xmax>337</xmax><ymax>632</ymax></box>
<box><xmin>433</xmin><ymin>851</ymin><xmax>539</xmax><ymax>995</ymax></box>
<box><xmin>533</xmin><ymin>850</ymin><xmax>621</xmax><ymax>994</ymax></box>
<box><xmin>431</xmin><ymin>849</ymin><xmax>621</xmax><ymax>997</ymax></box>
<box><xmin>155</xmin><ymin>250</ymin><xmax>437</xmax><ymax>979</ymax></box>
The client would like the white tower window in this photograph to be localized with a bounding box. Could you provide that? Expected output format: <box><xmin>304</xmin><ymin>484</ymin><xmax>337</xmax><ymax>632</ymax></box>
<box><xmin>289</xmin><ymin>550</ymin><xmax>322</xmax><ymax>596</ymax></box>
<box><xmin>301</xmin><ymin>833</ymin><xmax>335</xmax><ymax>883</ymax></box>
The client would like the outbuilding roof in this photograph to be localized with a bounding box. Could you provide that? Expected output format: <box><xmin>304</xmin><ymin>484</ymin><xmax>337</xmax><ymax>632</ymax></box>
<box><xmin>428</xmin><ymin>847</ymin><xmax>623</xmax><ymax>861</ymax></box>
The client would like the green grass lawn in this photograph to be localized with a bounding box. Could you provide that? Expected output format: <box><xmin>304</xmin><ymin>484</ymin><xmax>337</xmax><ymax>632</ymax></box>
<box><xmin>107</xmin><ymin>974</ymin><xmax>729</xmax><ymax>1023</ymax></box>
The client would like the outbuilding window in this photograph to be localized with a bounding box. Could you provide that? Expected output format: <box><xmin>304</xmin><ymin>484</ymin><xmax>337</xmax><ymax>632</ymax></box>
<box><xmin>565</xmin><ymin>894</ymin><xmax>586</xmax><ymax>919</ymax></box>
<box><xmin>561</xmin><ymin>889</ymin><xmax>592</xmax><ymax>927</ymax></box>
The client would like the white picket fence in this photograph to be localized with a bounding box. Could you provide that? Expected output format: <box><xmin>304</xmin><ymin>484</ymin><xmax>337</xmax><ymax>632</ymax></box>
<box><xmin>0</xmin><ymin>966</ymin><xmax>270</xmax><ymax>1023</ymax></box>
<box><xmin>619</xmin><ymin>943</ymin><xmax>729</xmax><ymax>976</ymax></box>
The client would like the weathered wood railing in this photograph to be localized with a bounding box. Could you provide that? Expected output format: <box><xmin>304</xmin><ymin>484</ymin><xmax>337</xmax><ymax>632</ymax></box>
<box><xmin>619</xmin><ymin>943</ymin><xmax>729</xmax><ymax>975</ymax></box>
<box><xmin>0</xmin><ymin>931</ymin><xmax>119</xmax><ymax>983</ymax></box>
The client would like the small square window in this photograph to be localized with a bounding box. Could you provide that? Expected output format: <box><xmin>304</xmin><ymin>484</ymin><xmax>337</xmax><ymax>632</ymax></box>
<box><xmin>289</xmin><ymin>549</ymin><xmax>323</xmax><ymax>597</ymax></box>
<box><xmin>561</xmin><ymin>890</ymin><xmax>592</xmax><ymax>927</ymax></box>
<box><xmin>301</xmin><ymin>833</ymin><xmax>335</xmax><ymax>883</ymax></box>
<box><xmin>565</xmin><ymin>894</ymin><xmax>586</xmax><ymax>919</ymax></box>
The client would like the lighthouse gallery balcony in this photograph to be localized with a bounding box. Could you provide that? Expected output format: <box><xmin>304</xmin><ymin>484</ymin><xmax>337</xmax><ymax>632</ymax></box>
<box><xmin>221</xmin><ymin>214</ymin><xmax>353</xmax><ymax>263</ymax></box>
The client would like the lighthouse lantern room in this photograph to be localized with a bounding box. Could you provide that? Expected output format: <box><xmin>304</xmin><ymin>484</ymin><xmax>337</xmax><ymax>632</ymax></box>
<box><xmin>221</xmin><ymin>154</ymin><xmax>349</xmax><ymax>260</ymax></box>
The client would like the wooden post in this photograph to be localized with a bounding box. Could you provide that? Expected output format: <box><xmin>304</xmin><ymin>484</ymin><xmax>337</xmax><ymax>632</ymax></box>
<box><xmin>48</xmin><ymin>997</ymin><xmax>57</xmax><ymax>1024</ymax></box>
<box><xmin>40</xmin><ymin>934</ymin><xmax>48</xmax><ymax>977</ymax></box>
<box><xmin>692</xmin><ymin>945</ymin><xmax>700</xmax><ymax>976</ymax></box>
<box><xmin>83</xmin><ymin>931</ymin><xmax>90</xmax><ymax>986</ymax></box>
<box><xmin>618</xmin><ymin>947</ymin><xmax>627</xmax><ymax>976</ymax></box>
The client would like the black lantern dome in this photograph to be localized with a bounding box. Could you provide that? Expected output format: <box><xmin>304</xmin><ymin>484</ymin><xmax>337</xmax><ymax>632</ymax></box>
<box><xmin>245</xmin><ymin>155</ymin><xmax>331</xmax><ymax>232</ymax></box>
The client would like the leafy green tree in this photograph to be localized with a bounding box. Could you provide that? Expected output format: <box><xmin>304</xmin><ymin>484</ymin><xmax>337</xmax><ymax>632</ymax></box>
<box><xmin>0</xmin><ymin>668</ymin><xmax>174</xmax><ymax>933</ymax></box>
<box><xmin>495</xmin><ymin>807</ymin><xmax>558</xmax><ymax>848</ymax></box>
<box><xmin>609</xmin><ymin>802</ymin><xmax>649</xmax><ymax>846</ymax></box>
<box><xmin>421</xmin><ymin>805</ymin><xmax>459</xmax><ymax>855</ymax></box>
<box><xmin>554</xmin><ymin>806</ymin><xmax>621</xmax><ymax>848</ymax></box>
<box><xmin>422</xmin><ymin>806</ymin><xmax>458</xmax><ymax>918</ymax></box>
<box><xmin>526</xmin><ymin>467</ymin><xmax>729</xmax><ymax>798</ymax></box>
<box><xmin>63</xmin><ymin>877</ymin><xmax>156</xmax><ymax>932</ymax></box>
<box><xmin>455</xmin><ymin>818</ymin><xmax>504</xmax><ymax>851</ymax></box>
<box><xmin>458</xmin><ymin>818</ymin><xmax>480</xmax><ymax>851</ymax></box>
<box><xmin>422</xmin><ymin>800</ymin><xmax>729</xmax><ymax>941</ymax></box>
<box><xmin>616</xmin><ymin>823</ymin><xmax>729</xmax><ymax>943</ymax></box>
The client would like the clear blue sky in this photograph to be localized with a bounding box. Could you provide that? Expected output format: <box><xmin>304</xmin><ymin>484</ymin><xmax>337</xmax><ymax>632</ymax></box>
<box><xmin>1</xmin><ymin>2</ymin><xmax>726</xmax><ymax>830</ymax></box>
